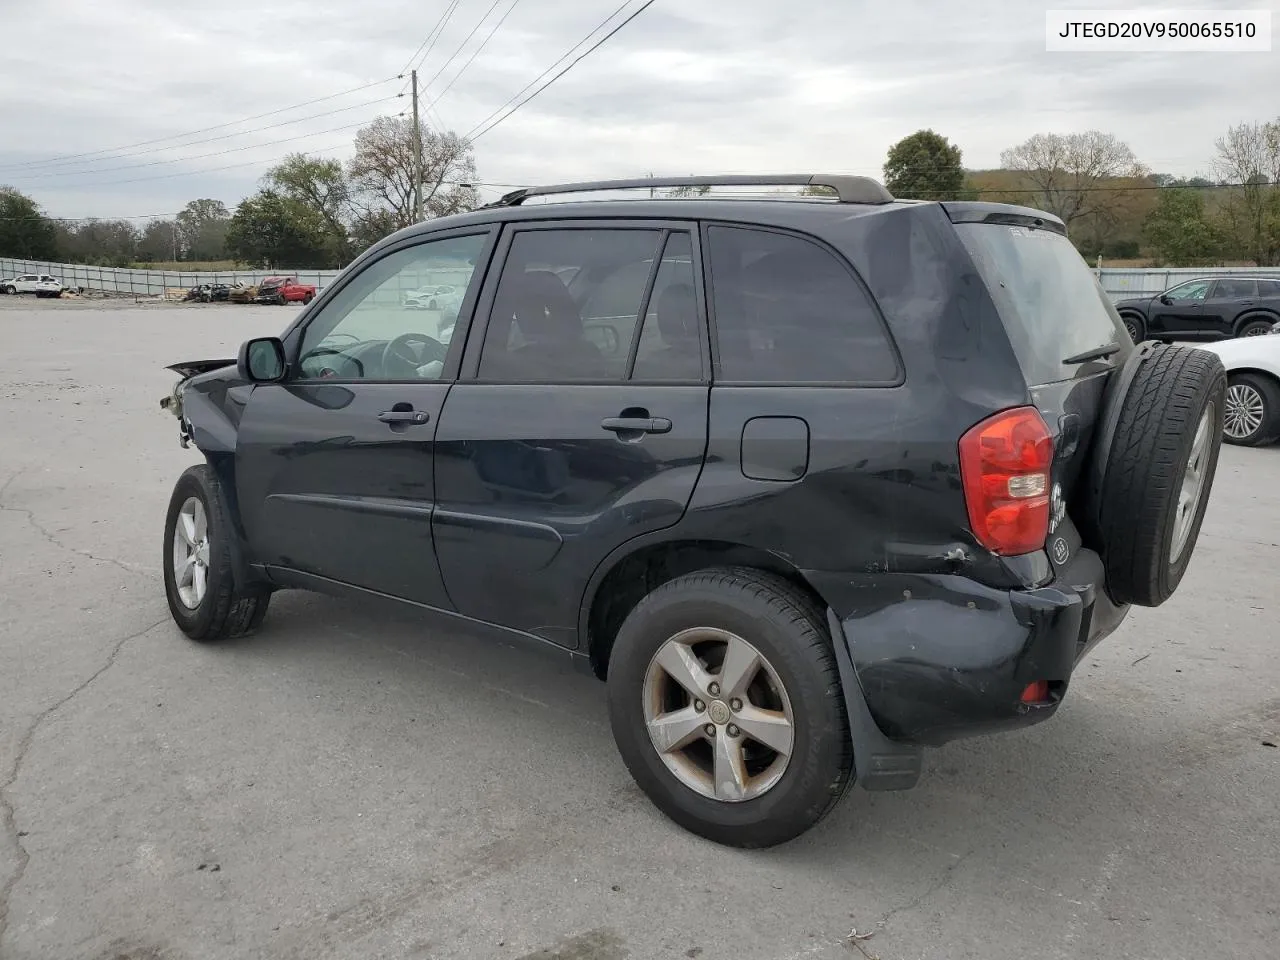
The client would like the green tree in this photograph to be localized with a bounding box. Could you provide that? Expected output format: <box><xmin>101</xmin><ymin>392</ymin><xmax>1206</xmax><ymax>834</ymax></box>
<box><xmin>1143</xmin><ymin>188</ymin><xmax>1221</xmax><ymax>265</ymax></box>
<box><xmin>1212</xmin><ymin>118</ymin><xmax>1280</xmax><ymax>265</ymax></box>
<box><xmin>264</xmin><ymin>155</ymin><xmax>353</xmax><ymax>263</ymax></box>
<box><xmin>883</xmin><ymin>130</ymin><xmax>966</xmax><ymax>201</ymax></box>
<box><xmin>0</xmin><ymin>186</ymin><xmax>59</xmax><ymax>259</ymax></box>
<box><xmin>225</xmin><ymin>190</ymin><xmax>330</xmax><ymax>268</ymax></box>
<box><xmin>175</xmin><ymin>199</ymin><xmax>231</xmax><ymax>262</ymax></box>
<box><xmin>135</xmin><ymin>219</ymin><xmax>181</xmax><ymax>263</ymax></box>
<box><xmin>54</xmin><ymin>219</ymin><xmax>139</xmax><ymax>266</ymax></box>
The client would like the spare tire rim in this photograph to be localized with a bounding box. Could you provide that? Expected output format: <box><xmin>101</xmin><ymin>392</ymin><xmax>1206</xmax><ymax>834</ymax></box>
<box><xmin>1170</xmin><ymin>403</ymin><xmax>1215</xmax><ymax>564</ymax></box>
<box><xmin>642</xmin><ymin>627</ymin><xmax>794</xmax><ymax>803</ymax></box>
<box><xmin>1224</xmin><ymin>384</ymin><xmax>1265</xmax><ymax>440</ymax></box>
<box><xmin>172</xmin><ymin>497</ymin><xmax>210</xmax><ymax>608</ymax></box>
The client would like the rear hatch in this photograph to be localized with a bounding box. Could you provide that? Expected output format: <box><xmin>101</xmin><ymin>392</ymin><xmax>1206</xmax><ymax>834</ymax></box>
<box><xmin>950</xmin><ymin>210</ymin><xmax>1130</xmax><ymax>570</ymax></box>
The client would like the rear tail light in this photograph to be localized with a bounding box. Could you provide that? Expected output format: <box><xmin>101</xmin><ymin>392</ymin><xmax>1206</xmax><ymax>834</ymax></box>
<box><xmin>959</xmin><ymin>406</ymin><xmax>1054</xmax><ymax>556</ymax></box>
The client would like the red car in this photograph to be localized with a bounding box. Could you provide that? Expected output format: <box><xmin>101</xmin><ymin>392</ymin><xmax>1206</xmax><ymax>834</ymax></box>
<box><xmin>254</xmin><ymin>276</ymin><xmax>316</xmax><ymax>305</ymax></box>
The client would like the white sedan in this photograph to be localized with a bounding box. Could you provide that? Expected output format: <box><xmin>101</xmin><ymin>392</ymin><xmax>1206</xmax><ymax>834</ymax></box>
<box><xmin>1198</xmin><ymin>330</ymin><xmax>1280</xmax><ymax>446</ymax></box>
<box><xmin>2</xmin><ymin>273</ymin><xmax>63</xmax><ymax>296</ymax></box>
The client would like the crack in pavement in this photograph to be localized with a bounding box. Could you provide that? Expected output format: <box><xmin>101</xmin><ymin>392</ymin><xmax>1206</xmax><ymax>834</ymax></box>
<box><xmin>873</xmin><ymin>848</ymin><xmax>975</xmax><ymax>935</ymax></box>
<box><xmin>0</xmin><ymin>503</ymin><xmax>150</xmax><ymax>579</ymax></box>
<box><xmin>0</xmin><ymin>615</ymin><xmax>168</xmax><ymax>951</ymax></box>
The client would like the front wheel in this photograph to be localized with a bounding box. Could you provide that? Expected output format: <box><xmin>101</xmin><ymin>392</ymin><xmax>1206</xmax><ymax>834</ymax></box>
<box><xmin>1224</xmin><ymin>372</ymin><xmax>1280</xmax><ymax>446</ymax></box>
<box><xmin>302</xmin><ymin>292</ymin><xmax>314</xmax><ymax>305</ymax></box>
<box><xmin>163</xmin><ymin>464</ymin><xmax>271</xmax><ymax>641</ymax></box>
<box><xmin>606</xmin><ymin>568</ymin><xmax>852</xmax><ymax>848</ymax></box>
<box><xmin>1121</xmin><ymin>314</ymin><xmax>1144</xmax><ymax>342</ymax></box>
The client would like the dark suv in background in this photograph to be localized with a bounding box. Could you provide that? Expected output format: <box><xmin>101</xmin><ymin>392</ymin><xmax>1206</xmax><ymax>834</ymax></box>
<box><xmin>1115</xmin><ymin>275</ymin><xmax>1280</xmax><ymax>342</ymax></box>
<box><xmin>159</xmin><ymin>175</ymin><xmax>1226</xmax><ymax>847</ymax></box>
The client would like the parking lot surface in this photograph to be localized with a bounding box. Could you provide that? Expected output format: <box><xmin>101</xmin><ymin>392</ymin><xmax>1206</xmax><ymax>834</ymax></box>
<box><xmin>1</xmin><ymin>297</ymin><xmax>1277</xmax><ymax>960</ymax></box>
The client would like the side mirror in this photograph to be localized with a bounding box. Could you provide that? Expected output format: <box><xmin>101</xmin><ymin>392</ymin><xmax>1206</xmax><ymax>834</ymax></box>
<box><xmin>1159</xmin><ymin>295</ymin><xmax>1172</xmax><ymax>305</ymax></box>
<box><xmin>238</xmin><ymin>337</ymin><xmax>287</xmax><ymax>382</ymax></box>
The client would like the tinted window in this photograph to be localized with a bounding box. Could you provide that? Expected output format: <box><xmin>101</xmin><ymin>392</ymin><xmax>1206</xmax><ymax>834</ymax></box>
<box><xmin>956</xmin><ymin>223</ymin><xmax>1126</xmax><ymax>386</ymax></box>
<box><xmin>297</xmin><ymin>233</ymin><xmax>486</xmax><ymax>381</ymax></box>
<box><xmin>1212</xmin><ymin>278</ymin><xmax>1256</xmax><ymax>299</ymax></box>
<box><xmin>631</xmin><ymin>233</ymin><xmax>702</xmax><ymax>380</ymax></box>
<box><xmin>1165</xmin><ymin>279</ymin><xmax>1210</xmax><ymax>301</ymax></box>
<box><xmin>1259</xmin><ymin>279</ymin><xmax>1280</xmax><ymax>298</ymax></box>
<box><xmin>478</xmin><ymin>229</ymin><xmax>663</xmax><ymax>381</ymax></box>
<box><xmin>705</xmin><ymin>226</ymin><xmax>897</xmax><ymax>383</ymax></box>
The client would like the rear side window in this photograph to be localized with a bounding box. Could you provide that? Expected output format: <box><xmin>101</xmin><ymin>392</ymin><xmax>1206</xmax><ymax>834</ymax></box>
<box><xmin>1213</xmin><ymin>278</ymin><xmax>1256</xmax><ymax>299</ymax></box>
<box><xmin>704</xmin><ymin>226</ymin><xmax>898</xmax><ymax>384</ymax></box>
<box><xmin>1260</xmin><ymin>279</ymin><xmax>1280</xmax><ymax>297</ymax></box>
<box><xmin>956</xmin><ymin>224</ymin><xmax>1126</xmax><ymax>386</ymax></box>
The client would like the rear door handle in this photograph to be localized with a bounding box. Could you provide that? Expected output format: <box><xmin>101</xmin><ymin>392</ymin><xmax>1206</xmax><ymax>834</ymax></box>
<box><xmin>601</xmin><ymin>416</ymin><xmax>672</xmax><ymax>435</ymax></box>
<box><xmin>378</xmin><ymin>410</ymin><xmax>429</xmax><ymax>424</ymax></box>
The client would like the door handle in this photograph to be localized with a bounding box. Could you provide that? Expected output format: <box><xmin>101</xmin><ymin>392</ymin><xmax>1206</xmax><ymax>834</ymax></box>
<box><xmin>601</xmin><ymin>416</ymin><xmax>672</xmax><ymax>435</ymax></box>
<box><xmin>378</xmin><ymin>410</ymin><xmax>429</xmax><ymax>424</ymax></box>
<box><xmin>1239</xmin><ymin>300</ymin><xmax>1254</xmax><ymax>305</ymax></box>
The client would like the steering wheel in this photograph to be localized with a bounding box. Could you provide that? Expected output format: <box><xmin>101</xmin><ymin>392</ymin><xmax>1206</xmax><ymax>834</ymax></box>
<box><xmin>303</xmin><ymin>346</ymin><xmax>364</xmax><ymax>379</ymax></box>
<box><xmin>381</xmin><ymin>332</ymin><xmax>447</xmax><ymax>377</ymax></box>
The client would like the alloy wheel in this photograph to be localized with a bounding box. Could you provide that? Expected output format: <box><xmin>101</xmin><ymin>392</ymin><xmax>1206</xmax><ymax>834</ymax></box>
<box><xmin>1169</xmin><ymin>402</ymin><xmax>1215</xmax><ymax>563</ymax></box>
<box><xmin>172</xmin><ymin>497</ymin><xmax>211</xmax><ymax>608</ymax></box>
<box><xmin>1224</xmin><ymin>383</ymin><xmax>1265</xmax><ymax>441</ymax></box>
<box><xmin>642</xmin><ymin>627</ymin><xmax>794</xmax><ymax>803</ymax></box>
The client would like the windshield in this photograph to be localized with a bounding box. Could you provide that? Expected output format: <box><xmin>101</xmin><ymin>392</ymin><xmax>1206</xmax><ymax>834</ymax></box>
<box><xmin>957</xmin><ymin>223</ymin><xmax>1127</xmax><ymax>385</ymax></box>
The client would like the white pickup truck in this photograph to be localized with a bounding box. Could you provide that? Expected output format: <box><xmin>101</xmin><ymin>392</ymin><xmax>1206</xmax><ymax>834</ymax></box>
<box><xmin>1</xmin><ymin>273</ymin><xmax>64</xmax><ymax>296</ymax></box>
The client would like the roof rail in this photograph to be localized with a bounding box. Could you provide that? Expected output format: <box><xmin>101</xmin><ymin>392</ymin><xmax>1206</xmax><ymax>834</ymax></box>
<box><xmin>483</xmin><ymin>174</ymin><xmax>895</xmax><ymax>208</ymax></box>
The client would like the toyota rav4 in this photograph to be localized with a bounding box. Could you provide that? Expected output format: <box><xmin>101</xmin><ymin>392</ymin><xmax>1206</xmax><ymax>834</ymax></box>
<box><xmin>158</xmin><ymin>175</ymin><xmax>1226</xmax><ymax>848</ymax></box>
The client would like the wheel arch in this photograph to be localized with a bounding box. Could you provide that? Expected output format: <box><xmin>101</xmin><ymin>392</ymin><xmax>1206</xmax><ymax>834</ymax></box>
<box><xmin>1226</xmin><ymin>365</ymin><xmax>1280</xmax><ymax>387</ymax></box>
<box><xmin>579</xmin><ymin>535</ymin><xmax>828</xmax><ymax>680</ymax></box>
<box><xmin>1233</xmin><ymin>311</ymin><xmax>1280</xmax><ymax>335</ymax></box>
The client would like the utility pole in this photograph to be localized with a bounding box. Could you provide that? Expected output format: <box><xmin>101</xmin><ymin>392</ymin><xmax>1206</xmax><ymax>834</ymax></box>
<box><xmin>411</xmin><ymin>69</ymin><xmax>424</xmax><ymax>222</ymax></box>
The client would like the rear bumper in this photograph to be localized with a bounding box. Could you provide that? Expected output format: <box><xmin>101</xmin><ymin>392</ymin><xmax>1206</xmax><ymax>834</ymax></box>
<box><xmin>808</xmin><ymin>545</ymin><xmax>1129</xmax><ymax>750</ymax></box>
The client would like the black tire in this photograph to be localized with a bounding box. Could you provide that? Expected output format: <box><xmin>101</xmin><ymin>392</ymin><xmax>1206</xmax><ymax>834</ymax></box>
<box><xmin>3</xmin><ymin>285</ymin><xmax>15</xmax><ymax>295</ymax></box>
<box><xmin>1099</xmin><ymin>343</ymin><xmax>1226</xmax><ymax>607</ymax></box>
<box><xmin>1121</xmin><ymin>313</ymin><xmax>1144</xmax><ymax>342</ymax></box>
<box><xmin>163</xmin><ymin>464</ymin><xmax>271</xmax><ymax>642</ymax></box>
<box><xmin>1224</xmin><ymin>372</ymin><xmax>1280</xmax><ymax>447</ymax></box>
<box><xmin>606</xmin><ymin>567</ymin><xmax>852</xmax><ymax>849</ymax></box>
<box><xmin>302</xmin><ymin>292</ymin><xmax>314</xmax><ymax>305</ymax></box>
<box><xmin>1237</xmin><ymin>318</ymin><xmax>1275</xmax><ymax>338</ymax></box>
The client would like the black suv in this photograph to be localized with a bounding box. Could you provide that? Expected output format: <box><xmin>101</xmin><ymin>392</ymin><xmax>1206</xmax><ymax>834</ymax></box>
<box><xmin>159</xmin><ymin>175</ymin><xmax>1226</xmax><ymax>848</ymax></box>
<box><xmin>1115</xmin><ymin>275</ymin><xmax>1280</xmax><ymax>342</ymax></box>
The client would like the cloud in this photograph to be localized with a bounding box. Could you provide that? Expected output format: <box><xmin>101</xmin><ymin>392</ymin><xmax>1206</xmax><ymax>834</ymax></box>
<box><xmin>0</xmin><ymin>0</ymin><xmax>1274</xmax><ymax>218</ymax></box>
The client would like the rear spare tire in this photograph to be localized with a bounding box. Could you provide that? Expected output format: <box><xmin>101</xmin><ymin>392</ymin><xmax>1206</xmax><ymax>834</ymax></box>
<box><xmin>1097</xmin><ymin>343</ymin><xmax>1226</xmax><ymax>607</ymax></box>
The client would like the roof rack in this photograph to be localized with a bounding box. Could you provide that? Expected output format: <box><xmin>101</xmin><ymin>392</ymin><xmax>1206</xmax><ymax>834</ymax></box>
<box><xmin>483</xmin><ymin>174</ymin><xmax>895</xmax><ymax>208</ymax></box>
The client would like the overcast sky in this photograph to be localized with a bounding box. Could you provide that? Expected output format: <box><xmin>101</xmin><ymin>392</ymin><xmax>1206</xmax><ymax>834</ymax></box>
<box><xmin>0</xmin><ymin>0</ymin><xmax>1275</xmax><ymax>220</ymax></box>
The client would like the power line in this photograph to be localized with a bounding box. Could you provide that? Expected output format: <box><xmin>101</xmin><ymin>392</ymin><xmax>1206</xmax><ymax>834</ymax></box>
<box><xmin>0</xmin><ymin>77</ymin><xmax>401</xmax><ymax>173</ymax></box>
<box><xmin>10</xmin><ymin>97</ymin><xmax>403</xmax><ymax>180</ymax></box>
<box><xmin>461</xmin><ymin>0</ymin><xmax>632</xmax><ymax>141</ymax></box>
<box><xmin>425</xmin><ymin>0</ymin><xmax>523</xmax><ymax>113</ymax></box>
<box><xmin>7</xmin><ymin>116</ymin><xmax>397</xmax><ymax>184</ymax></box>
<box><xmin>400</xmin><ymin>0</ymin><xmax>464</xmax><ymax>90</ymax></box>
<box><xmin>466</xmin><ymin>0</ymin><xmax>656</xmax><ymax>143</ymax></box>
<box><xmin>421</xmin><ymin>0</ymin><xmax>507</xmax><ymax>94</ymax></box>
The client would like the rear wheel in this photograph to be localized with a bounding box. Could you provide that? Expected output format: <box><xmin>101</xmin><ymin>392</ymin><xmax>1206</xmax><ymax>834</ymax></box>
<box><xmin>1223</xmin><ymin>372</ymin><xmax>1280</xmax><ymax>447</ymax></box>
<box><xmin>606</xmin><ymin>568</ymin><xmax>852</xmax><ymax>848</ymax></box>
<box><xmin>1238</xmin><ymin>319</ymin><xmax>1275</xmax><ymax>337</ymax></box>
<box><xmin>163</xmin><ymin>464</ymin><xmax>271</xmax><ymax>641</ymax></box>
<box><xmin>302</xmin><ymin>292</ymin><xmax>314</xmax><ymax>305</ymax></box>
<box><xmin>1098</xmin><ymin>344</ymin><xmax>1226</xmax><ymax>606</ymax></box>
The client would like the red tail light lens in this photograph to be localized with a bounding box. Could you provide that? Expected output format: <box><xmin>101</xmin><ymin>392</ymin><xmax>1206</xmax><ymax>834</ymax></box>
<box><xmin>959</xmin><ymin>406</ymin><xmax>1054</xmax><ymax>556</ymax></box>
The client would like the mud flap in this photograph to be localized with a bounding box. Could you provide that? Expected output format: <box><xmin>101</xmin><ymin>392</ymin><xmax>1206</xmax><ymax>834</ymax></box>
<box><xmin>826</xmin><ymin>608</ymin><xmax>923</xmax><ymax>791</ymax></box>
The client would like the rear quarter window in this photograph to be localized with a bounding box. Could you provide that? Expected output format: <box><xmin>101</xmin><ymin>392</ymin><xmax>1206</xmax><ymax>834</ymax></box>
<box><xmin>956</xmin><ymin>223</ymin><xmax>1126</xmax><ymax>386</ymax></box>
<box><xmin>704</xmin><ymin>225</ymin><xmax>899</xmax><ymax>384</ymax></box>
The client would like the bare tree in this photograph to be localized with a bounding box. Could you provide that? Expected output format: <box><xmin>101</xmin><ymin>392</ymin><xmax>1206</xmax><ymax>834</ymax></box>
<box><xmin>1212</xmin><ymin>118</ymin><xmax>1280</xmax><ymax>265</ymax></box>
<box><xmin>347</xmin><ymin>117</ymin><xmax>479</xmax><ymax>230</ymax></box>
<box><xmin>999</xmin><ymin>131</ymin><xmax>1147</xmax><ymax>228</ymax></box>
